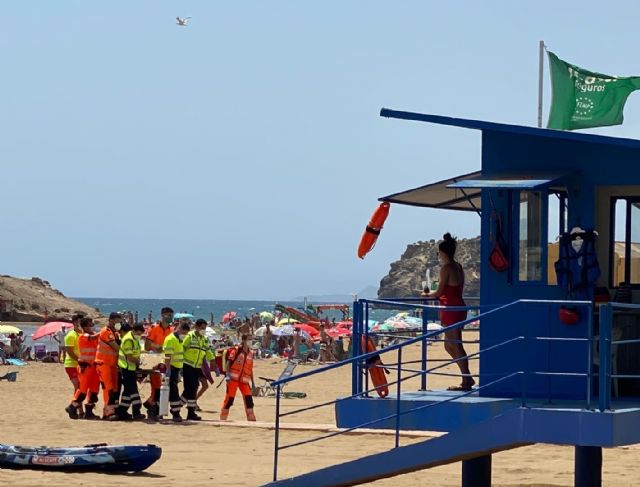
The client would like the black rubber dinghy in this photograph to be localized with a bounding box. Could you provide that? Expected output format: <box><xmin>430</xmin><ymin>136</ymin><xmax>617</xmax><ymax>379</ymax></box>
<box><xmin>0</xmin><ymin>443</ymin><xmax>161</xmax><ymax>472</ymax></box>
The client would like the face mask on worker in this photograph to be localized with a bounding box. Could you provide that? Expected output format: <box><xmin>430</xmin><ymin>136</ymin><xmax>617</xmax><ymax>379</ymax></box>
<box><xmin>179</xmin><ymin>334</ymin><xmax>188</xmax><ymax>340</ymax></box>
<box><xmin>114</xmin><ymin>322</ymin><xmax>122</xmax><ymax>331</ymax></box>
<box><xmin>163</xmin><ymin>315</ymin><xmax>173</xmax><ymax>324</ymax></box>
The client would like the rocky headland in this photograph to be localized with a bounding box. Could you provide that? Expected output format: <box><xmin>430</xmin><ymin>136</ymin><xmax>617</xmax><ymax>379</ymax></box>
<box><xmin>0</xmin><ymin>275</ymin><xmax>101</xmax><ymax>322</ymax></box>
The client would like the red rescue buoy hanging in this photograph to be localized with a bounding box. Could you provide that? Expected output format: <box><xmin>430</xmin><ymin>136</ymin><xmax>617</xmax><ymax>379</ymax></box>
<box><xmin>357</xmin><ymin>202</ymin><xmax>390</xmax><ymax>259</ymax></box>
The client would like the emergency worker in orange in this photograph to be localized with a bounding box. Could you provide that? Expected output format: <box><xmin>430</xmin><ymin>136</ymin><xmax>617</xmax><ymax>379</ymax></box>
<box><xmin>95</xmin><ymin>312</ymin><xmax>122</xmax><ymax>420</ymax></box>
<box><xmin>220</xmin><ymin>334</ymin><xmax>256</xmax><ymax>421</ymax></box>
<box><xmin>65</xmin><ymin>318</ymin><xmax>100</xmax><ymax>420</ymax></box>
<box><xmin>143</xmin><ymin>307</ymin><xmax>174</xmax><ymax>417</ymax></box>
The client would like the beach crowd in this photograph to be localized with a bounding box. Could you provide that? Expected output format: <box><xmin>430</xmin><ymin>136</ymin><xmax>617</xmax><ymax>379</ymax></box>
<box><xmin>56</xmin><ymin>307</ymin><xmax>347</xmax><ymax>424</ymax></box>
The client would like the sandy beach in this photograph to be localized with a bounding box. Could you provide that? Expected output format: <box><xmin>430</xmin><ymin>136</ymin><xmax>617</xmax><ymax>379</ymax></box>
<box><xmin>1</xmin><ymin>336</ymin><xmax>639</xmax><ymax>487</ymax></box>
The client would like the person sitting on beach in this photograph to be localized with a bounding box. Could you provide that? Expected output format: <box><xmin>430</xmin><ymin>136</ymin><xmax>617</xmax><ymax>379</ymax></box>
<box><xmin>0</xmin><ymin>342</ymin><xmax>7</xmax><ymax>365</ymax></box>
<box><xmin>422</xmin><ymin>233</ymin><xmax>474</xmax><ymax>391</ymax></box>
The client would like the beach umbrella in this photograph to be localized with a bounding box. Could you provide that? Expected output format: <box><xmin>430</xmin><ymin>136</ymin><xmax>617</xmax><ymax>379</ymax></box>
<box><xmin>259</xmin><ymin>311</ymin><xmax>274</xmax><ymax>321</ymax></box>
<box><xmin>31</xmin><ymin>321</ymin><xmax>73</xmax><ymax>340</ymax></box>
<box><xmin>372</xmin><ymin>323</ymin><xmax>395</xmax><ymax>333</ymax></box>
<box><xmin>272</xmin><ymin>325</ymin><xmax>312</xmax><ymax>341</ymax></box>
<box><xmin>0</xmin><ymin>325</ymin><xmax>22</xmax><ymax>335</ymax></box>
<box><xmin>277</xmin><ymin>317</ymin><xmax>299</xmax><ymax>326</ymax></box>
<box><xmin>326</xmin><ymin>328</ymin><xmax>351</xmax><ymax>339</ymax></box>
<box><xmin>174</xmin><ymin>313</ymin><xmax>195</xmax><ymax>319</ymax></box>
<box><xmin>293</xmin><ymin>323</ymin><xmax>319</xmax><ymax>337</ymax></box>
<box><xmin>222</xmin><ymin>311</ymin><xmax>237</xmax><ymax>323</ymax></box>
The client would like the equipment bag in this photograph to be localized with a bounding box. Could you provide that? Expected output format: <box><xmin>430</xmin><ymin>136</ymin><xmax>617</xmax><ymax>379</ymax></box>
<box><xmin>489</xmin><ymin>211</ymin><xmax>509</xmax><ymax>272</ymax></box>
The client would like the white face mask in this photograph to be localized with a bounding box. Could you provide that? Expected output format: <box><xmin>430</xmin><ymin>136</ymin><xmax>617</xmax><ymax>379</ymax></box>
<box><xmin>179</xmin><ymin>334</ymin><xmax>188</xmax><ymax>340</ymax></box>
<box><xmin>114</xmin><ymin>323</ymin><xmax>122</xmax><ymax>331</ymax></box>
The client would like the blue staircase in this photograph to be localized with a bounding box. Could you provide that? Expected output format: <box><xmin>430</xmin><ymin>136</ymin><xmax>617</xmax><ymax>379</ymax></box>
<box><xmin>264</xmin><ymin>405</ymin><xmax>640</xmax><ymax>486</ymax></box>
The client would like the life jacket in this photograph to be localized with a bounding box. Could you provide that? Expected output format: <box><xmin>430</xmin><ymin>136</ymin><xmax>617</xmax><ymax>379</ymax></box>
<box><xmin>117</xmin><ymin>331</ymin><xmax>141</xmax><ymax>371</ymax></box>
<box><xmin>95</xmin><ymin>327</ymin><xmax>118</xmax><ymax>366</ymax></box>
<box><xmin>77</xmin><ymin>334</ymin><xmax>98</xmax><ymax>365</ymax></box>
<box><xmin>554</xmin><ymin>230</ymin><xmax>601</xmax><ymax>299</ymax></box>
<box><xmin>228</xmin><ymin>347</ymin><xmax>254</xmax><ymax>385</ymax></box>
<box><xmin>183</xmin><ymin>331</ymin><xmax>213</xmax><ymax>369</ymax></box>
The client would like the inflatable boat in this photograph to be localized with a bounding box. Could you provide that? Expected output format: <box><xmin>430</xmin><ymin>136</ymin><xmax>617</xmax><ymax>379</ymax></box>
<box><xmin>0</xmin><ymin>443</ymin><xmax>161</xmax><ymax>472</ymax></box>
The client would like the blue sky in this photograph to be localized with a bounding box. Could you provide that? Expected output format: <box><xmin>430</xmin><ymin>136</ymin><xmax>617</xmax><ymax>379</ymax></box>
<box><xmin>2</xmin><ymin>1</ymin><xmax>640</xmax><ymax>300</ymax></box>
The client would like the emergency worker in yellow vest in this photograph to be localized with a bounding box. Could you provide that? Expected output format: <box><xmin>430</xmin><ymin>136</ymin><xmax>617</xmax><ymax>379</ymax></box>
<box><xmin>182</xmin><ymin>319</ymin><xmax>214</xmax><ymax>421</ymax></box>
<box><xmin>163</xmin><ymin>322</ymin><xmax>191</xmax><ymax>422</ymax></box>
<box><xmin>220</xmin><ymin>334</ymin><xmax>256</xmax><ymax>421</ymax></box>
<box><xmin>116</xmin><ymin>323</ymin><xmax>145</xmax><ymax>420</ymax></box>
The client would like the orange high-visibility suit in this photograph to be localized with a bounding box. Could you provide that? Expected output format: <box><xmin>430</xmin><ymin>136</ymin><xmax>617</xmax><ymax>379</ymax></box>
<box><xmin>75</xmin><ymin>334</ymin><xmax>100</xmax><ymax>398</ymax></box>
<box><xmin>220</xmin><ymin>346</ymin><xmax>256</xmax><ymax>421</ymax></box>
<box><xmin>95</xmin><ymin>327</ymin><xmax>119</xmax><ymax>418</ymax></box>
<box><xmin>144</xmin><ymin>323</ymin><xmax>173</xmax><ymax>411</ymax></box>
<box><xmin>67</xmin><ymin>333</ymin><xmax>101</xmax><ymax>419</ymax></box>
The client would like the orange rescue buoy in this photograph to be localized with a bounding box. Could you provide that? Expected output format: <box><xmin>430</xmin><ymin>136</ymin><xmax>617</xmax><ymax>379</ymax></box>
<box><xmin>357</xmin><ymin>202</ymin><xmax>390</xmax><ymax>259</ymax></box>
<box><xmin>361</xmin><ymin>336</ymin><xmax>389</xmax><ymax>398</ymax></box>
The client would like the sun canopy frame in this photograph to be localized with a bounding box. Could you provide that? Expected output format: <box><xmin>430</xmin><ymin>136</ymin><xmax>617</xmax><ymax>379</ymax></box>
<box><xmin>379</xmin><ymin>171</ymin><xmax>482</xmax><ymax>213</ymax></box>
<box><xmin>379</xmin><ymin>171</ymin><xmax>571</xmax><ymax>215</ymax></box>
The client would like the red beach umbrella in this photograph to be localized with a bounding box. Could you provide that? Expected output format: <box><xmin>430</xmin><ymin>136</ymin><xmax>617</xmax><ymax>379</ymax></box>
<box><xmin>222</xmin><ymin>311</ymin><xmax>237</xmax><ymax>323</ymax></box>
<box><xmin>32</xmin><ymin>321</ymin><xmax>73</xmax><ymax>341</ymax></box>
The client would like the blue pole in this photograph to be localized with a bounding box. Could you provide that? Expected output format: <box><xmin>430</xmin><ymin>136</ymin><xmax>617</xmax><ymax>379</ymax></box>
<box><xmin>603</xmin><ymin>304</ymin><xmax>612</xmax><ymax>410</ymax></box>
<box><xmin>462</xmin><ymin>455</ymin><xmax>492</xmax><ymax>487</ymax></box>
<box><xmin>598</xmin><ymin>304</ymin><xmax>610</xmax><ymax>411</ymax></box>
<box><xmin>364</xmin><ymin>301</ymin><xmax>370</xmax><ymax>396</ymax></box>
<box><xmin>421</xmin><ymin>301</ymin><xmax>427</xmax><ymax>391</ymax></box>
<box><xmin>574</xmin><ymin>446</ymin><xmax>602</xmax><ymax>487</ymax></box>
<box><xmin>351</xmin><ymin>301</ymin><xmax>359</xmax><ymax>397</ymax></box>
<box><xmin>586</xmin><ymin>303</ymin><xmax>593</xmax><ymax>410</ymax></box>
<box><xmin>273</xmin><ymin>384</ymin><xmax>281</xmax><ymax>482</ymax></box>
<box><xmin>395</xmin><ymin>347</ymin><xmax>402</xmax><ymax>449</ymax></box>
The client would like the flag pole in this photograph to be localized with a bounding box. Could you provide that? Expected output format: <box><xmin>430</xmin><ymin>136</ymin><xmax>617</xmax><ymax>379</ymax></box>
<box><xmin>537</xmin><ymin>40</ymin><xmax>545</xmax><ymax>128</ymax></box>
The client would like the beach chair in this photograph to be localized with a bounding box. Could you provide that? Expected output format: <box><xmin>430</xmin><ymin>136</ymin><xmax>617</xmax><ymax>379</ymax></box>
<box><xmin>34</xmin><ymin>344</ymin><xmax>47</xmax><ymax>361</ymax></box>
<box><xmin>296</xmin><ymin>343</ymin><xmax>310</xmax><ymax>362</ymax></box>
<box><xmin>0</xmin><ymin>371</ymin><xmax>18</xmax><ymax>382</ymax></box>
<box><xmin>255</xmin><ymin>361</ymin><xmax>306</xmax><ymax>398</ymax></box>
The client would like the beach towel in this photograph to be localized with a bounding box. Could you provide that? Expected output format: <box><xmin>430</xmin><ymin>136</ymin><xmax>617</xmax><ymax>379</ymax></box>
<box><xmin>5</xmin><ymin>358</ymin><xmax>27</xmax><ymax>367</ymax></box>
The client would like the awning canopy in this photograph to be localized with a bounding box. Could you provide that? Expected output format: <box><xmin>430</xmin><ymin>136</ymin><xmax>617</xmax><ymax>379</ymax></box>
<box><xmin>379</xmin><ymin>171</ymin><xmax>569</xmax><ymax>213</ymax></box>
<box><xmin>379</xmin><ymin>171</ymin><xmax>482</xmax><ymax>212</ymax></box>
<box><xmin>447</xmin><ymin>173</ymin><xmax>567</xmax><ymax>190</ymax></box>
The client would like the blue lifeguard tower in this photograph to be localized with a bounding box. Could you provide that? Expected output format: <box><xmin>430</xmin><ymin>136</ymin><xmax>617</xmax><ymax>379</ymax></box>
<box><xmin>266</xmin><ymin>109</ymin><xmax>640</xmax><ymax>487</ymax></box>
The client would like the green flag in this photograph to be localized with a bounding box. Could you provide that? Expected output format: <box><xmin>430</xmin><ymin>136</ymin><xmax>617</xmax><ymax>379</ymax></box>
<box><xmin>547</xmin><ymin>51</ymin><xmax>640</xmax><ymax>130</ymax></box>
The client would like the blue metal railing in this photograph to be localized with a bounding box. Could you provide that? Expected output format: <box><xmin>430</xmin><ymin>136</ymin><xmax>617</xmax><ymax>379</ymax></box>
<box><xmin>269</xmin><ymin>297</ymin><xmax>596</xmax><ymax>482</ymax></box>
<box><xmin>598</xmin><ymin>302</ymin><xmax>640</xmax><ymax>410</ymax></box>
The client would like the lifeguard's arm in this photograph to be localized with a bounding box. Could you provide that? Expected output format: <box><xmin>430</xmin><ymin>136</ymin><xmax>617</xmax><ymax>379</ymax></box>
<box><xmin>64</xmin><ymin>346</ymin><xmax>78</xmax><ymax>361</ymax></box>
<box><xmin>64</xmin><ymin>334</ymin><xmax>79</xmax><ymax>361</ymax></box>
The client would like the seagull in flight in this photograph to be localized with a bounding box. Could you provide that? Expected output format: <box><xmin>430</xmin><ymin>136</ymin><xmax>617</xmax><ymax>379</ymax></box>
<box><xmin>176</xmin><ymin>16</ymin><xmax>191</xmax><ymax>26</ymax></box>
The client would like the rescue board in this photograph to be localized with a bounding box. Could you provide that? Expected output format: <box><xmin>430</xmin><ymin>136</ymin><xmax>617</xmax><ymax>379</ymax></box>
<box><xmin>0</xmin><ymin>443</ymin><xmax>161</xmax><ymax>472</ymax></box>
<box><xmin>361</xmin><ymin>337</ymin><xmax>389</xmax><ymax>398</ymax></box>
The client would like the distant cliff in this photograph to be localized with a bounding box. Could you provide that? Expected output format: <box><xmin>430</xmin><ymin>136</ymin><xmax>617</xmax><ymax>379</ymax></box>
<box><xmin>0</xmin><ymin>275</ymin><xmax>101</xmax><ymax>322</ymax></box>
<box><xmin>378</xmin><ymin>236</ymin><xmax>481</xmax><ymax>298</ymax></box>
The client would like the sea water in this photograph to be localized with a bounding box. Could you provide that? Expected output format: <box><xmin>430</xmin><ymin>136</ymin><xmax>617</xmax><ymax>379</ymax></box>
<box><xmin>19</xmin><ymin>298</ymin><xmax>402</xmax><ymax>351</ymax></box>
